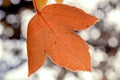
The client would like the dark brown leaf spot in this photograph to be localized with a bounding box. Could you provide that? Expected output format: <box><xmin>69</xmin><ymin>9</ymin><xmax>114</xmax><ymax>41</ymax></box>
<box><xmin>87</xmin><ymin>25</ymin><xmax>89</xmax><ymax>28</ymax></box>
<box><xmin>44</xmin><ymin>50</ymin><xmax>46</xmax><ymax>52</ymax></box>
<box><xmin>55</xmin><ymin>41</ymin><xmax>57</xmax><ymax>44</ymax></box>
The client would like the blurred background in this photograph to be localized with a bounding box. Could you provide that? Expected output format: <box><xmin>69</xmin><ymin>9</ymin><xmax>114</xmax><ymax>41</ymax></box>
<box><xmin>0</xmin><ymin>0</ymin><xmax>120</xmax><ymax>80</ymax></box>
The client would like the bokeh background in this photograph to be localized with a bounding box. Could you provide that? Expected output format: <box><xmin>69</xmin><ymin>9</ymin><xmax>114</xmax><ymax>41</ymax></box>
<box><xmin>0</xmin><ymin>0</ymin><xmax>120</xmax><ymax>80</ymax></box>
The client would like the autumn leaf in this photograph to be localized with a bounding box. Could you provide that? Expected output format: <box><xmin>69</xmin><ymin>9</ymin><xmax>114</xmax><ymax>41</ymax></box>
<box><xmin>27</xmin><ymin>0</ymin><xmax>98</xmax><ymax>76</ymax></box>
<box><xmin>33</xmin><ymin>0</ymin><xmax>47</xmax><ymax>11</ymax></box>
<box><xmin>56</xmin><ymin>0</ymin><xmax>63</xmax><ymax>3</ymax></box>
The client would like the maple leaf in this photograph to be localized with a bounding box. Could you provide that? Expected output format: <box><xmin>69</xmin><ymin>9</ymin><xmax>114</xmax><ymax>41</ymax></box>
<box><xmin>27</xmin><ymin>0</ymin><xmax>98</xmax><ymax>76</ymax></box>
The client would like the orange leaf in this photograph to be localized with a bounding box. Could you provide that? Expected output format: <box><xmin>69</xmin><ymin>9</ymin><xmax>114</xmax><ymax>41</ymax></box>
<box><xmin>27</xmin><ymin>3</ymin><xmax>98</xmax><ymax>76</ymax></box>
<box><xmin>56</xmin><ymin>0</ymin><xmax>63</xmax><ymax>3</ymax></box>
<box><xmin>33</xmin><ymin>0</ymin><xmax>47</xmax><ymax>11</ymax></box>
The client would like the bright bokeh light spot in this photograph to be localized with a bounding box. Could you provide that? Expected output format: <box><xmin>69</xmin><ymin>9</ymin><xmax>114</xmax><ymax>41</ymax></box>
<box><xmin>20</xmin><ymin>9</ymin><xmax>35</xmax><ymax>39</ymax></box>
<box><xmin>64</xmin><ymin>73</ymin><xmax>78</xmax><ymax>80</ymax></box>
<box><xmin>78</xmin><ymin>71</ymin><xmax>92</xmax><ymax>80</ymax></box>
<box><xmin>90</xmin><ymin>28</ymin><xmax>101</xmax><ymax>40</ymax></box>
<box><xmin>113</xmin><ymin>50</ymin><xmax>120</xmax><ymax>74</ymax></box>
<box><xmin>114</xmin><ymin>58</ymin><xmax>120</xmax><ymax>74</ymax></box>
<box><xmin>106</xmin><ymin>9</ymin><xmax>120</xmax><ymax>32</ymax></box>
<box><xmin>37</xmin><ymin>67</ymin><xmax>57</xmax><ymax>80</ymax></box>
<box><xmin>3</xmin><ymin>27</ymin><xmax>14</xmax><ymax>37</ymax></box>
<box><xmin>79</xmin><ymin>30</ymin><xmax>89</xmax><ymax>41</ymax></box>
<box><xmin>6</xmin><ymin>14</ymin><xmax>17</xmax><ymax>24</ymax></box>
<box><xmin>92</xmin><ymin>49</ymin><xmax>108</xmax><ymax>67</ymax></box>
<box><xmin>105</xmin><ymin>69</ymin><xmax>118</xmax><ymax>80</ymax></box>
<box><xmin>10</xmin><ymin>0</ymin><xmax>21</xmax><ymax>5</ymax></box>
<box><xmin>108</xmin><ymin>37</ymin><xmax>118</xmax><ymax>47</ymax></box>
<box><xmin>107</xmin><ymin>10</ymin><xmax>120</xmax><ymax>23</ymax></box>
<box><xmin>92</xmin><ymin>69</ymin><xmax>103</xmax><ymax>80</ymax></box>
<box><xmin>65</xmin><ymin>0</ymin><xmax>104</xmax><ymax>12</ymax></box>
